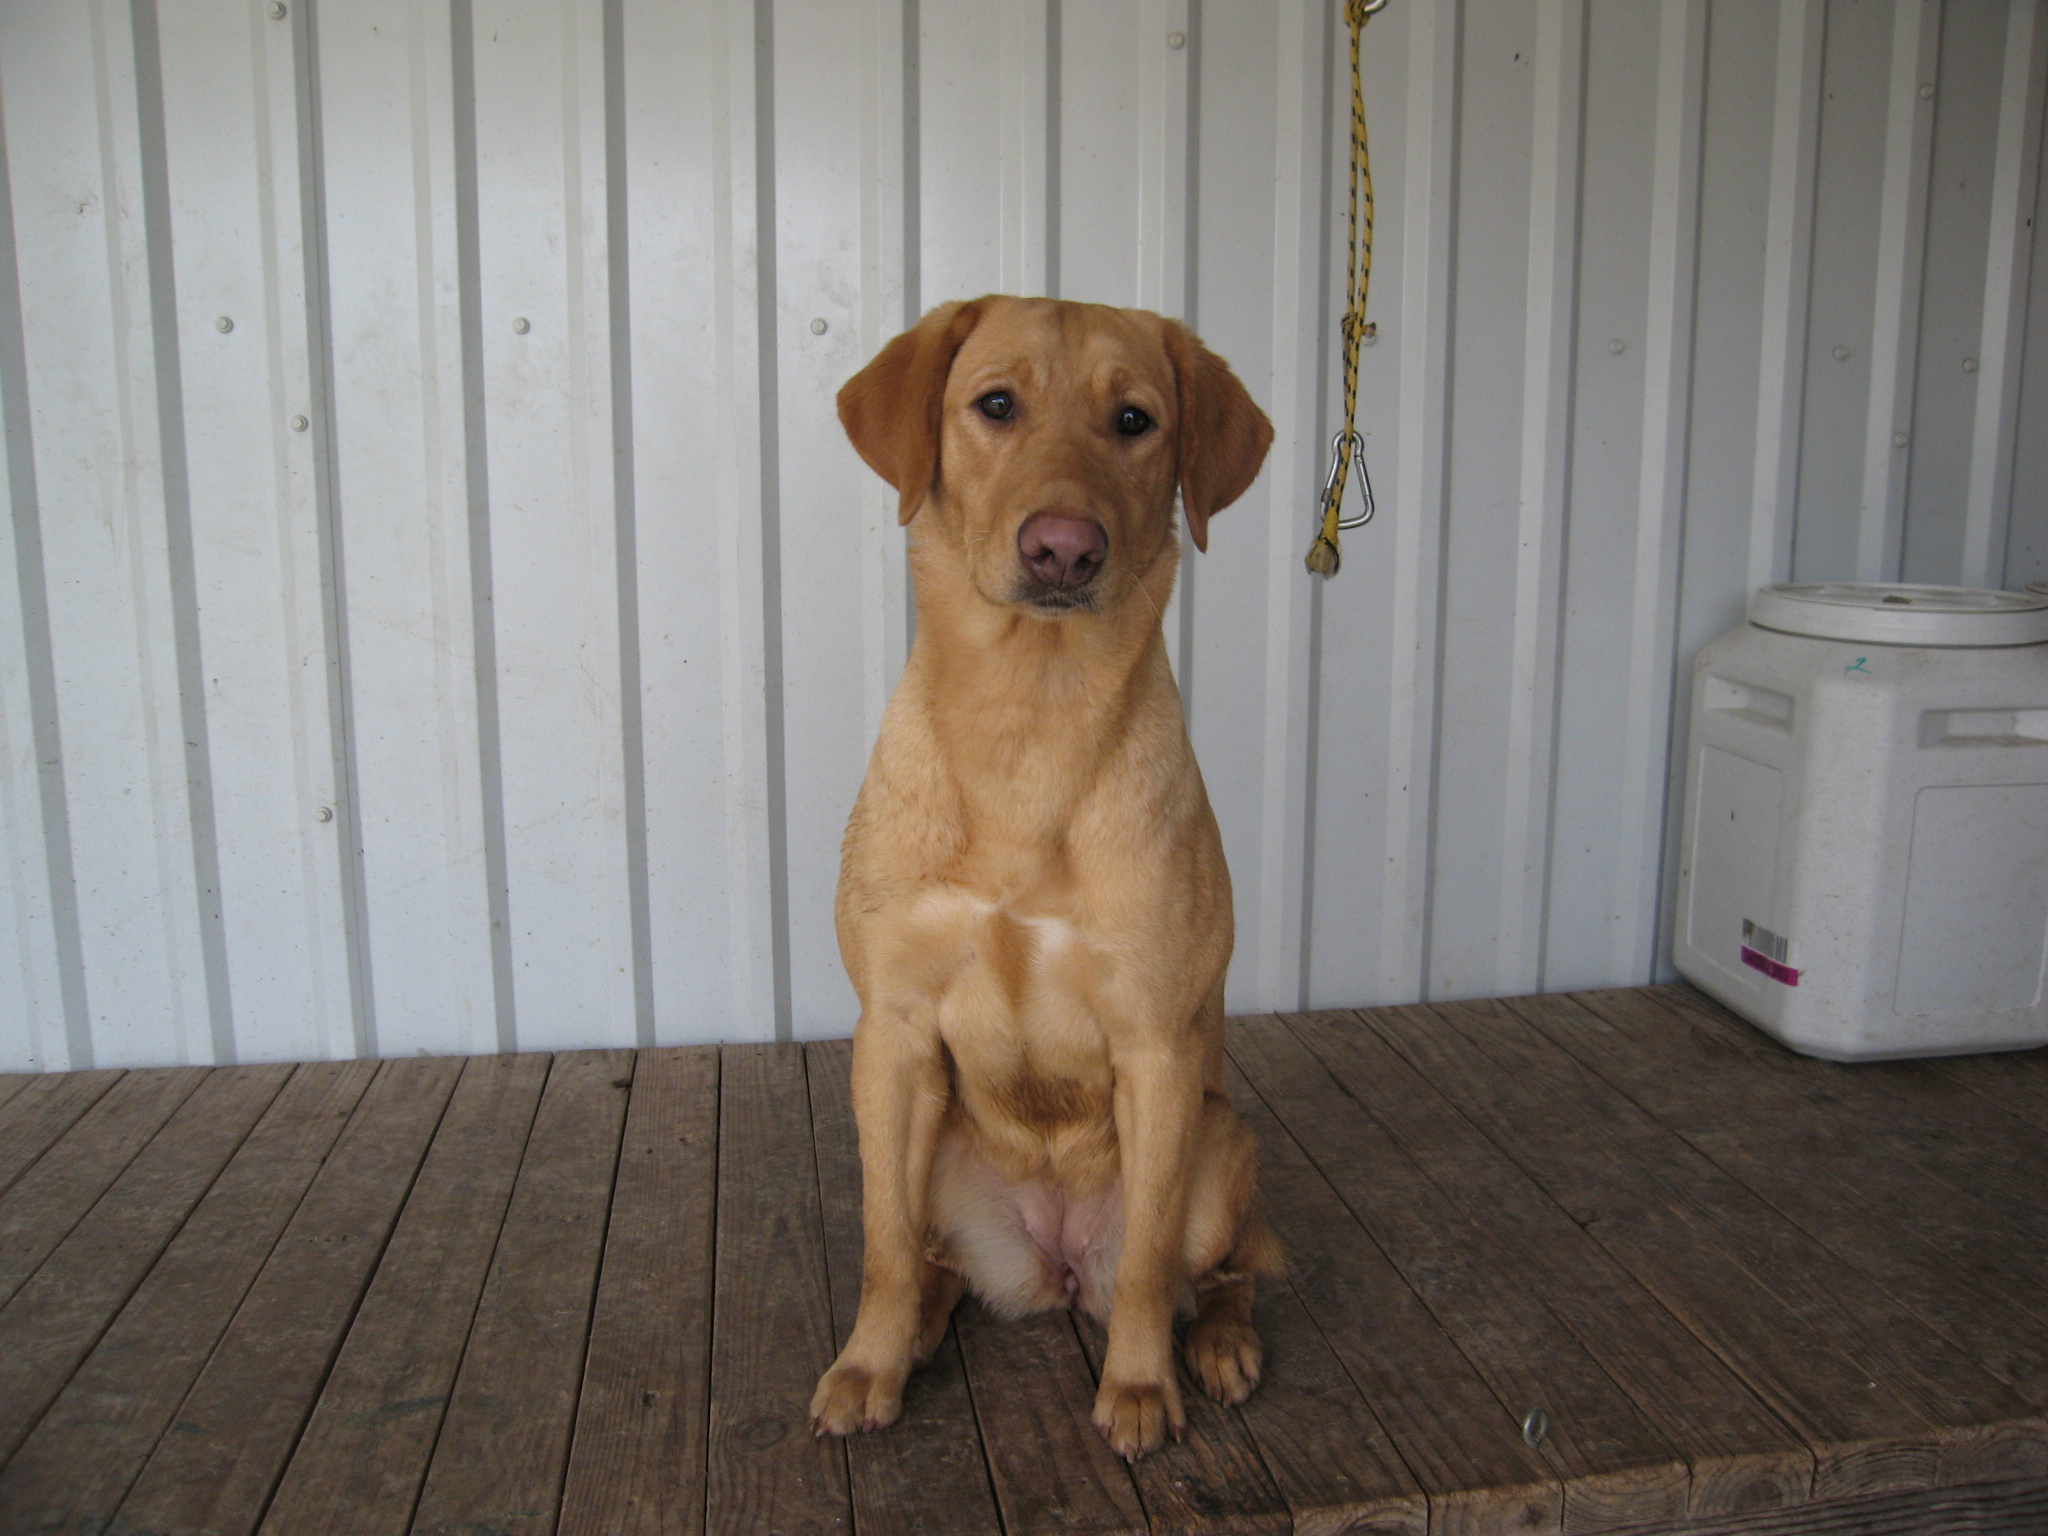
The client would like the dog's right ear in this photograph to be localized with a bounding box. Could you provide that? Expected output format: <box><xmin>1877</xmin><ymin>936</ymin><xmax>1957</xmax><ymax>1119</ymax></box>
<box><xmin>838</xmin><ymin>300</ymin><xmax>986</xmax><ymax>525</ymax></box>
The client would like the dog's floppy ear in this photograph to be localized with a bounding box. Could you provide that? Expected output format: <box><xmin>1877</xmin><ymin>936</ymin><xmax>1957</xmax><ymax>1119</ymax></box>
<box><xmin>838</xmin><ymin>300</ymin><xmax>986</xmax><ymax>525</ymax></box>
<box><xmin>1163</xmin><ymin>320</ymin><xmax>1274</xmax><ymax>553</ymax></box>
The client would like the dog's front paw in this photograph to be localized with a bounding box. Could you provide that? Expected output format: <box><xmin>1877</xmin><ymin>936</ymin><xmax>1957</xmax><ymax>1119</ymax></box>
<box><xmin>1092</xmin><ymin>1376</ymin><xmax>1184</xmax><ymax>1461</ymax></box>
<box><xmin>1185</xmin><ymin>1310</ymin><xmax>1262</xmax><ymax>1405</ymax></box>
<box><xmin>809</xmin><ymin>1355</ymin><xmax>907</xmax><ymax>1437</ymax></box>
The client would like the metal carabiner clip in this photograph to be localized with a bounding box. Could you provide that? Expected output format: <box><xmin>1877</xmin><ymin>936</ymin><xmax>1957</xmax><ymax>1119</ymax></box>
<box><xmin>1318</xmin><ymin>429</ymin><xmax>1375</xmax><ymax>531</ymax></box>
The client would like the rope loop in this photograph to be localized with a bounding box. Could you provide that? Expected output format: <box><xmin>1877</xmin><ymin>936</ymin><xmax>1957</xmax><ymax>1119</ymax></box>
<box><xmin>1305</xmin><ymin>0</ymin><xmax>1380</xmax><ymax>577</ymax></box>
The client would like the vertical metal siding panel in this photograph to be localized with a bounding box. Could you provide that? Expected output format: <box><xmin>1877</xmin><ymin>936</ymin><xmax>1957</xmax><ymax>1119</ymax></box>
<box><xmin>1246</xmin><ymin>0</ymin><xmax>1325</xmax><ymax>1012</ymax></box>
<box><xmin>773</xmin><ymin>0</ymin><xmax>897</xmax><ymax>1039</ymax></box>
<box><xmin>318</xmin><ymin>3</ymin><xmax>498</xmax><ymax>1058</ymax></box>
<box><xmin>154</xmin><ymin>2</ymin><xmax>357</xmax><ymax>1064</ymax></box>
<box><xmin>1900</xmin><ymin>2</ymin><xmax>2011</xmax><ymax>581</ymax></box>
<box><xmin>1377</xmin><ymin>0</ymin><xmax>1457</xmax><ymax>1002</ymax></box>
<box><xmin>1304</xmin><ymin>0</ymin><xmax>1406</xmax><ymax>1010</ymax></box>
<box><xmin>1060</xmin><ymin>3</ymin><xmax>1142</xmax><ymax>307</ymax></box>
<box><xmin>1657</xmin><ymin>0</ymin><xmax>1796</xmax><ymax>984</ymax></box>
<box><xmin>0</xmin><ymin>141</ymin><xmax>78</xmax><ymax>1071</ymax></box>
<box><xmin>471</xmin><ymin>0</ymin><xmax>637</xmax><ymax>1049</ymax></box>
<box><xmin>1855</xmin><ymin>0</ymin><xmax>1940</xmax><ymax>583</ymax></box>
<box><xmin>624</xmin><ymin>0</ymin><xmax>775</xmax><ymax>1044</ymax></box>
<box><xmin>1749</xmin><ymin>0</ymin><xmax>1825</xmax><ymax>593</ymax></box>
<box><xmin>3</xmin><ymin>0</ymin><xmax>218</xmax><ymax>1068</ymax></box>
<box><xmin>1963</xmin><ymin>0</ymin><xmax>2047</xmax><ymax>588</ymax></box>
<box><xmin>1494</xmin><ymin>0</ymin><xmax>1581</xmax><ymax>998</ymax></box>
<box><xmin>920</xmin><ymin>0</ymin><xmax>1050</xmax><ymax>302</ymax></box>
<box><xmin>1429</xmin><ymin>0</ymin><xmax>1539</xmax><ymax>1002</ymax></box>
<box><xmin>918</xmin><ymin>1</ymin><xmax>993</xmax><ymax>304</ymax></box>
<box><xmin>2006</xmin><ymin>119</ymin><xmax>2048</xmax><ymax>584</ymax></box>
<box><xmin>1186</xmin><ymin>3</ymin><xmax>1281</xmax><ymax>1012</ymax></box>
<box><xmin>1541</xmin><ymin>0</ymin><xmax>1660</xmax><ymax>992</ymax></box>
<box><xmin>1792</xmin><ymin>0</ymin><xmax>1890</xmax><ymax>584</ymax></box>
<box><xmin>1608</xmin><ymin>0</ymin><xmax>1705</xmax><ymax>984</ymax></box>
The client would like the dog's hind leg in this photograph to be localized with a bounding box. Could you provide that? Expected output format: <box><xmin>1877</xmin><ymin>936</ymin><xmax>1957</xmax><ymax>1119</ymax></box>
<box><xmin>914</xmin><ymin>1259</ymin><xmax>967</xmax><ymax>1364</ymax></box>
<box><xmin>1185</xmin><ymin>1204</ymin><xmax>1282</xmax><ymax>1405</ymax></box>
<box><xmin>1181</xmin><ymin>1096</ymin><xmax>1284</xmax><ymax>1407</ymax></box>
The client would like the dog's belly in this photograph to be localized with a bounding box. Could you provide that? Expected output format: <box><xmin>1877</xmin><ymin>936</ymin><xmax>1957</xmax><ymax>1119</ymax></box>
<box><xmin>930</xmin><ymin>1124</ymin><xmax>1124</xmax><ymax>1319</ymax></box>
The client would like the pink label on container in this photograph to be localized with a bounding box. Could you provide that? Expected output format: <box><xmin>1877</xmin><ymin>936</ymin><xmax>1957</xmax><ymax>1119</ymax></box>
<box><xmin>1740</xmin><ymin>946</ymin><xmax>1799</xmax><ymax>986</ymax></box>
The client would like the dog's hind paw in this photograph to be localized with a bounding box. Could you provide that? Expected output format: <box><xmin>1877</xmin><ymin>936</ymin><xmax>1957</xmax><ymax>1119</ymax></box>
<box><xmin>1092</xmin><ymin>1378</ymin><xmax>1184</xmax><ymax>1461</ymax></box>
<box><xmin>1185</xmin><ymin>1311</ymin><xmax>1262</xmax><ymax>1406</ymax></box>
<box><xmin>809</xmin><ymin>1358</ymin><xmax>906</xmax><ymax>1437</ymax></box>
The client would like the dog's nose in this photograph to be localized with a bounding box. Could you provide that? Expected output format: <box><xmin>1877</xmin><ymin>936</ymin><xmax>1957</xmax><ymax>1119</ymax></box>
<box><xmin>1017</xmin><ymin>512</ymin><xmax>1108</xmax><ymax>589</ymax></box>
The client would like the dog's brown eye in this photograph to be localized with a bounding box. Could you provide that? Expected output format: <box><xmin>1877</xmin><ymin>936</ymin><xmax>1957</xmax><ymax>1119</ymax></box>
<box><xmin>977</xmin><ymin>391</ymin><xmax>1014</xmax><ymax>421</ymax></box>
<box><xmin>1115</xmin><ymin>405</ymin><xmax>1153</xmax><ymax>437</ymax></box>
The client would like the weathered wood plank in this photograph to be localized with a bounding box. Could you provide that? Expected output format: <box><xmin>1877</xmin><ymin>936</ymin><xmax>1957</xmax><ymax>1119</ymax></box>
<box><xmin>952</xmin><ymin>1302</ymin><xmax>1147</xmax><ymax>1536</ymax></box>
<box><xmin>0</xmin><ymin>1075</ymin><xmax>29</xmax><ymax>1115</ymax></box>
<box><xmin>1924</xmin><ymin>1045</ymin><xmax>2048</xmax><ymax>1135</ymax></box>
<box><xmin>0</xmin><ymin>1067</ymin><xmax>123</xmax><ymax>1199</ymax></box>
<box><xmin>0</xmin><ymin>1059</ymin><xmax>375</xmax><ymax>1527</ymax></box>
<box><xmin>804</xmin><ymin>1037</ymin><xmax>1003</xmax><ymax>1536</ymax></box>
<box><xmin>1213</xmin><ymin>1058</ymin><xmax>1428</xmax><ymax>1536</ymax></box>
<box><xmin>1507</xmin><ymin>991</ymin><xmax>2048</xmax><ymax>1493</ymax></box>
<box><xmin>0</xmin><ymin>1065</ymin><xmax>206</xmax><ymax>1306</ymax></box>
<box><xmin>706</xmin><ymin>1043</ymin><xmax>851</xmax><ymax>1536</ymax></box>
<box><xmin>0</xmin><ymin>1062</ymin><xmax>291</xmax><ymax>1467</ymax></box>
<box><xmin>410</xmin><ymin>1049</ymin><xmax>635</xmax><ymax>1536</ymax></box>
<box><xmin>1242</xmin><ymin>1015</ymin><xmax>1689</xmax><ymax>1535</ymax></box>
<box><xmin>558</xmin><ymin>1046</ymin><xmax>720</xmax><ymax>1536</ymax></box>
<box><xmin>108</xmin><ymin>1055</ymin><xmax>463</xmax><ymax>1536</ymax></box>
<box><xmin>1649</xmin><ymin>986</ymin><xmax>2048</xmax><ymax>1273</ymax></box>
<box><xmin>257</xmin><ymin>1052</ymin><xmax>549</xmax><ymax>1536</ymax></box>
<box><xmin>1598</xmin><ymin>1474</ymin><xmax>2048</xmax><ymax>1534</ymax></box>
<box><xmin>1225</xmin><ymin>1022</ymin><xmax>1566</xmax><ymax>1536</ymax></box>
<box><xmin>1068</xmin><ymin>1308</ymin><xmax>1292</xmax><ymax>1536</ymax></box>
<box><xmin>1587</xmin><ymin>986</ymin><xmax>2048</xmax><ymax>1430</ymax></box>
<box><xmin>1316</xmin><ymin>1001</ymin><xmax>1813</xmax><ymax>1523</ymax></box>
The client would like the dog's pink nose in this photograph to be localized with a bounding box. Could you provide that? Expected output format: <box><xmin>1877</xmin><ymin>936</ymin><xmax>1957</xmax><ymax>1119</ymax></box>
<box><xmin>1017</xmin><ymin>512</ymin><xmax>1108</xmax><ymax>589</ymax></box>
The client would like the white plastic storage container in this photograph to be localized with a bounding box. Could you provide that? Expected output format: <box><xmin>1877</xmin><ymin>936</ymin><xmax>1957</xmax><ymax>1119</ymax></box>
<box><xmin>1673</xmin><ymin>583</ymin><xmax>2048</xmax><ymax>1060</ymax></box>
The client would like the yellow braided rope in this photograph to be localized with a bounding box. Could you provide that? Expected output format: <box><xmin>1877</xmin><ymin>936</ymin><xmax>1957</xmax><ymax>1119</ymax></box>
<box><xmin>1304</xmin><ymin>0</ymin><xmax>1378</xmax><ymax>577</ymax></box>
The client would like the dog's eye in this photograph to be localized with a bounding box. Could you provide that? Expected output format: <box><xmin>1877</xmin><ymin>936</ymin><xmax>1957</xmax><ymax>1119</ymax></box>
<box><xmin>1115</xmin><ymin>405</ymin><xmax>1153</xmax><ymax>437</ymax></box>
<box><xmin>977</xmin><ymin>391</ymin><xmax>1015</xmax><ymax>421</ymax></box>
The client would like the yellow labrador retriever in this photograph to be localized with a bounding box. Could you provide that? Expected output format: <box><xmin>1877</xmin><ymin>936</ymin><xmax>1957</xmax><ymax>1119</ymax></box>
<box><xmin>809</xmin><ymin>295</ymin><xmax>1281</xmax><ymax>1461</ymax></box>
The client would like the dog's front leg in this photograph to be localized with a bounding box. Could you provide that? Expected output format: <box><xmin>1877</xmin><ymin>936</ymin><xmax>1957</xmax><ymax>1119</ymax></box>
<box><xmin>810</xmin><ymin>1011</ymin><xmax>948</xmax><ymax>1436</ymax></box>
<box><xmin>1095</xmin><ymin>1042</ymin><xmax>1203</xmax><ymax>1460</ymax></box>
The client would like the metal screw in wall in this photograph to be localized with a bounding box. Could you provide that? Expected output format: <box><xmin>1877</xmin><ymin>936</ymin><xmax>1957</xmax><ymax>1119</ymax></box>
<box><xmin>290</xmin><ymin>414</ymin><xmax>309</xmax><ymax>432</ymax></box>
<box><xmin>1894</xmin><ymin>432</ymin><xmax>1909</xmax><ymax>448</ymax></box>
<box><xmin>1167</xmin><ymin>31</ymin><xmax>1185</xmax><ymax>48</ymax></box>
<box><xmin>512</xmin><ymin>317</ymin><xmax>530</xmax><ymax>334</ymax></box>
<box><xmin>216</xmin><ymin>316</ymin><xmax>234</xmax><ymax>333</ymax></box>
<box><xmin>1833</xmin><ymin>345</ymin><xmax>1851</xmax><ymax>361</ymax></box>
<box><xmin>810</xmin><ymin>318</ymin><xmax>828</xmax><ymax>335</ymax></box>
<box><xmin>1962</xmin><ymin>357</ymin><xmax>1979</xmax><ymax>373</ymax></box>
<box><xmin>1360</xmin><ymin>321</ymin><xmax>1377</xmax><ymax>345</ymax></box>
<box><xmin>1608</xmin><ymin>339</ymin><xmax>1625</xmax><ymax>356</ymax></box>
<box><xmin>315</xmin><ymin>806</ymin><xmax>334</xmax><ymax>823</ymax></box>
<box><xmin>269</xmin><ymin>2</ymin><xmax>286</xmax><ymax>16</ymax></box>
<box><xmin>1919</xmin><ymin>82</ymin><xmax>1934</xmax><ymax>98</ymax></box>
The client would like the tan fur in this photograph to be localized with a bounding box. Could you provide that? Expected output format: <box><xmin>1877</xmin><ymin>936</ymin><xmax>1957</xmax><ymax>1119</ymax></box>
<box><xmin>808</xmin><ymin>296</ymin><xmax>1281</xmax><ymax>1461</ymax></box>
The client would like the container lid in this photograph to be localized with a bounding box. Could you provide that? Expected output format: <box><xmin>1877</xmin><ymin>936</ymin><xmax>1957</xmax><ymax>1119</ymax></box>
<box><xmin>1748</xmin><ymin>583</ymin><xmax>2048</xmax><ymax>647</ymax></box>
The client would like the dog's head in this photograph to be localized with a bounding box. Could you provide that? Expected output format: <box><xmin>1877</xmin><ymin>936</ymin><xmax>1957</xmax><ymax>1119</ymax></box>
<box><xmin>838</xmin><ymin>296</ymin><xmax>1273</xmax><ymax>618</ymax></box>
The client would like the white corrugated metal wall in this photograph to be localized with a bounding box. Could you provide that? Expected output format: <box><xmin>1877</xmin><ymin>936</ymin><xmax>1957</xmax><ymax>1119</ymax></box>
<box><xmin>1</xmin><ymin>0</ymin><xmax>2044</xmax><ymax>1071</ymax></box>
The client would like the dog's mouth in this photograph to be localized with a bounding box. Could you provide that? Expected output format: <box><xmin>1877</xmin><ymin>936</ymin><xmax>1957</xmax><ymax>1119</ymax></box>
<box><xmin>1016</xmin><ymin>583</ymin><xmax>1098</xmax><ymax>616</ymax></box>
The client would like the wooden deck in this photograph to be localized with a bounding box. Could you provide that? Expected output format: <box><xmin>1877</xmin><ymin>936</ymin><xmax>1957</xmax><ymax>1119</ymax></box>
<box><xmin>1</xmin><ymin>985</ymin><xmax>2046</xmax><ymax>1536</ymax></box>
